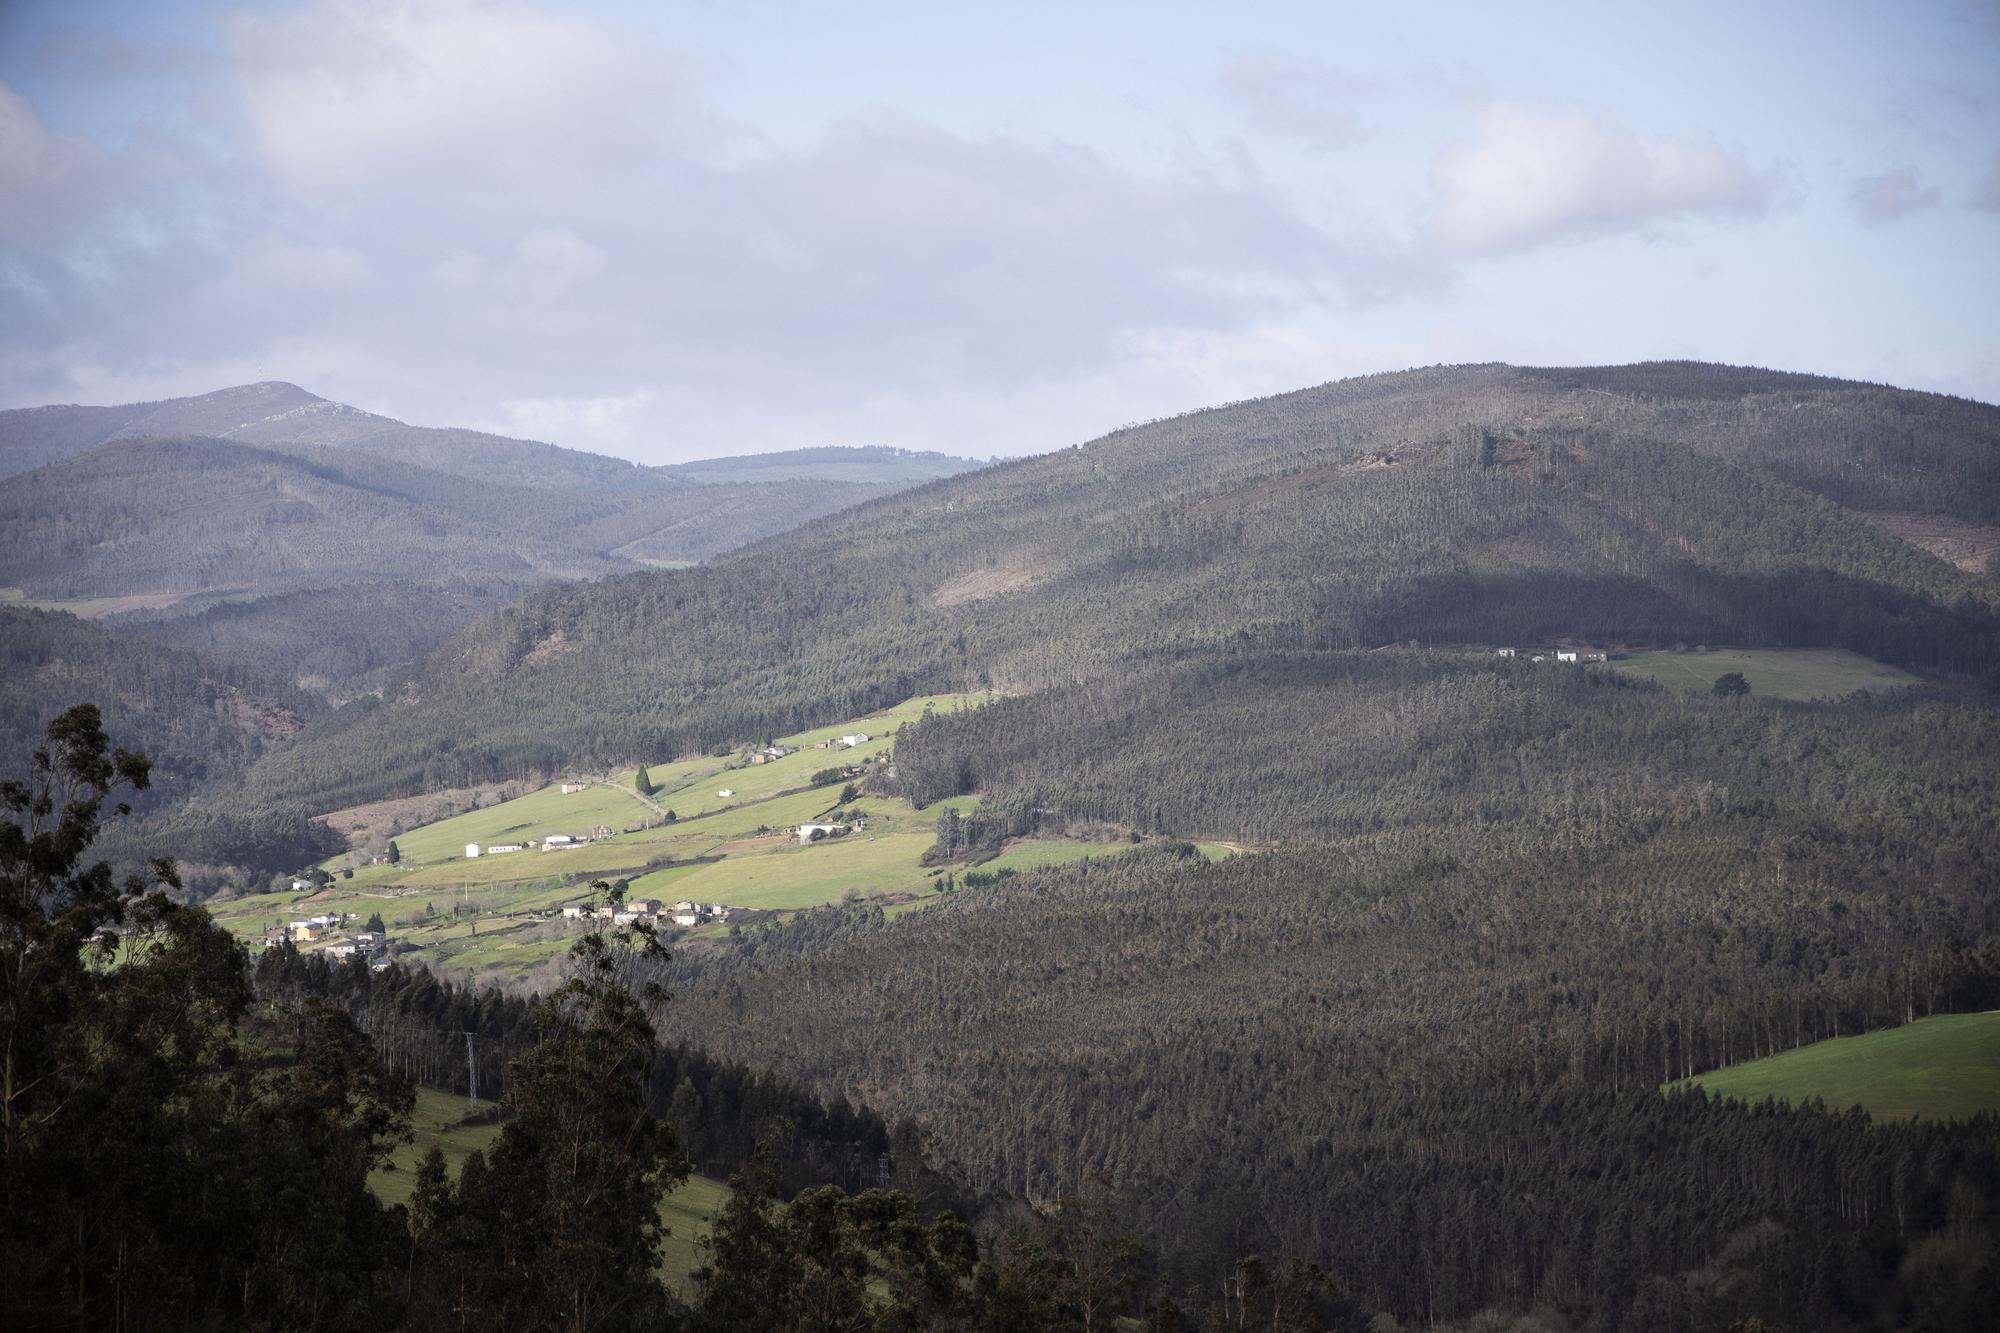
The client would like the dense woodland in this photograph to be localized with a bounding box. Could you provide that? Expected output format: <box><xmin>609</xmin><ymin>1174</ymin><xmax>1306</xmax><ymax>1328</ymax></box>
<box><xmin>234</xmin><ymin>363</ymin><xmax>2000</xmax><ymax>816</ymax></box>
<box><xmin>1</xmin><ymin>709</ymin><xmax>1343</xmax><ymax>1332</ymax></box>
<box><xmin>11</xmin><ymin>362</ymin><xmax>2000</xmax><ymax>1329</ymax></box>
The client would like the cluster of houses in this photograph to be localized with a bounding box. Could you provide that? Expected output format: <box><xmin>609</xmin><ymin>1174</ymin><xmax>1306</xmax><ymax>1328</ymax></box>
<box><xmin>1496</xmin><ymin>647</ymin><xmax>1612</xmax><ymax>664</ymax></box>
<box><xmin>263</xmin><ymin>912</ymin><xmax>392</xmax><ymax>967</ymax></box>
<box><xmin>559</xmin><ymin>898</ymin><xmax>738</xmax><ymax>929</ymax></box>
<box><xmin>815</xmin><ymin>733</ymin><xmax>871</xmax><ymax>750</ymax></box>
<box><xmin>750</xmin><ymin>744</ymin><xmax>794</xmax><ymax>765</ymax></box>
<box><xmin>465</xmin><ymin>826</ymin><xmax>613</xmax><ymax>859</ymax></box>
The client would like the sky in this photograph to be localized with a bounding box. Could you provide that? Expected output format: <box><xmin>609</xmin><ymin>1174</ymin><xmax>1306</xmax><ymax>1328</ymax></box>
<box><xmin>1</xmin><ymin>1</ymin><xmax>1996</xmax><ymax>464</ymax></box>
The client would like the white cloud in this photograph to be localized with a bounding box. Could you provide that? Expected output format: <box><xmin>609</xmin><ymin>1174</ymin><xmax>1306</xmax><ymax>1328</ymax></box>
<box><xmin>0</xmin><ymin>81</ymin><xmax>106</xmax><ymax>244</ymax></box>
<box><xmin>1219</xmin><ymin>55</ymin><xmax>1370</xmax><ymax>151</ymax></box>
<box><xmin>1848</xmin><ymin>168</ymin><xmax>1940</xmax><ymax>225</ymax></box>
<box><xmin>1431</xmin><ymin>102</ymin><xmax>1774</xmax><ymax>257</ymax></box>
<box><xmin>228</xmin><ymin>0</ymin><xmax>703</xmax><ymax>197</ymax></box>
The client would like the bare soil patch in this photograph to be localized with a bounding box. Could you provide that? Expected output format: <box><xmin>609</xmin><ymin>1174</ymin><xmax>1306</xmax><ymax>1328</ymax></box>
<box><xmin>932</xmin><ymin>563</ymin><xmax>1051</xmax><ymax>607</ymax></box>
<box><xmin>1856</xmin><ymin>510</ymin><xmax>2000</xmax><ymax>573</ymax></box>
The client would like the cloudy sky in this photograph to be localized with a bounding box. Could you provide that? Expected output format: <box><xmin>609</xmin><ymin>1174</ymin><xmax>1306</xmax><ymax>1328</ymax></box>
<box><xmin>2</xmin><ymin>1</ymin><xmax>1996</xmax><ymax>463</ymax></box>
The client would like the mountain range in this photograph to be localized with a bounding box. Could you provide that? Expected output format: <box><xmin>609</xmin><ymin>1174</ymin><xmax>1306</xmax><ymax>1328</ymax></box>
<box><xmin>0</xmin><ymin>383</ymin><xmax>984</xmax><ymax>689</ymax></box>
<box><xmin>232</xmin><ymin>360</ymin><xmax>2000</xmax><ymax>813</ymax></box>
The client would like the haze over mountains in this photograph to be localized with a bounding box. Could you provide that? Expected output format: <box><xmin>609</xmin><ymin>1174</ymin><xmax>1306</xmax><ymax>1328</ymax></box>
<box><xmin>0</xmin><ymin>382</ymin><xmax>984</xmax><ymax>688</ymax></box>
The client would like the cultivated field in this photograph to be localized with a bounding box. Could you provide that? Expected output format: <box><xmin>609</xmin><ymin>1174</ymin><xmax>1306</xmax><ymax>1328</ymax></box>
<box><xmin>1674</xmin><ymin>1011</ymin><xmax>2000</xmax><ymax>1122</ymax></box>
<box><xmin>1609</xmin><ymin>647</ymin><xmax>1919</xmax><ymax>700</ymax></box>
<box><xmin>212</xmin><ymin>690</ymin><xmax>1219</xmax><ymax>983</ymax></box>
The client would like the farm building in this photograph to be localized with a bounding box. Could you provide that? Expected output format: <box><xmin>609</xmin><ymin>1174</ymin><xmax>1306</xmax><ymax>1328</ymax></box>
<box><xmin>839</xmin><ymin>733</ymin><xmax>871</xmax><ymax>747</ymax></box>
<box><xmin>486</xmin><ymin>842</ymin><xmax>525</xmax><ymax>855</ymax></box>
<box><xmin>562</xmin><ymin>904</ymin><xmax>592</xmax><ymax>920</ymax></box>
<box><xmin>798</xmin><ymin>822</ymin><xmax>848</xmax><ymax>843</ymax></box>
<box><xmin>1556</xmin><ymin>650</ymin><xmax>1579</xmax><ymax>663</ymax></box>
<box><xmin>465</xmin><ymin>843</ymin><xmax>482</xmax><ymax>858</ymax></box>
<box><xmin>1495</xmin><ymin>647</ymin><xmax>1516</xmax><ymax>658</ymax></box>
<box><xmin>543</xmin><ymin>834</ymin><xmax>575</xmax><ymax>848</ymax></box>
<box><xmin>560</xmin><ymin>781</ymin><xmax>587</xmax><ymax>794</ymax></box>
<box><xmin>717</xmin><ymin>788</ymin><xmax>734</xmax><ymax>798</ymax></box>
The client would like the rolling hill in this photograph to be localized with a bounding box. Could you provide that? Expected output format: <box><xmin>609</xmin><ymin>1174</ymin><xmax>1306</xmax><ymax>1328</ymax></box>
<box><xmin>112</xmin><ymin>359</ymin><xmax>2000</xmax><ymax>1328</ymax></box>
<box><xmin>237</xmin><ymin>360</ymin><xmax>2000</xmax><ymax>813</ymax></box>
<box><xmin>0</xmin><ymin>383</ymin><xmax>988</xmax><ymax>688</ymax></box>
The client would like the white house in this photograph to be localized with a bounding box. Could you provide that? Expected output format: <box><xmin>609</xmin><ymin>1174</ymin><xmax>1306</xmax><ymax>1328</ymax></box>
<box><xmin>1495</xmin><ymin>647</ymin><xmax>1516</xmax><ymax>658</ymax></box>
<box><xmin>670</xmin><ymin>910</ymin><xmax>703</xmax><ymax>927</ymax></box>
<box><xmin>543</xmin><ymin>834</ymin><xmax>575</xmax><ymax>848</ymax></box>
<box><xmin>1556</xmin><ymin>649</ymin><xmax>1579</xmax><ymax>663</ymax></box>
<box><xmin>486</xmin><ymin>842</ymin><xmax>525</xmax><ymax>855</ymax></box>
<box><xmin>289</xmin><ymin>877</ymin><xmax>312</xmax><ymax>892</ymax></box>
<box><xmin>717</xmin><ymin>788</ymin><xmax>735</xmax><ymax>798</ymax></box>
<box><xmin>839</xmin><ymin>733</ymin><xmax>870</xmax><ymax>747</ymax></box>
<box><xmin>562</xmin><ymin>904</ymin><xmax>592</xmax><ymax>920</ymax></box>
<box><xmin>560</xmin><ymin>781</ymin><xmax>587</xmax><ymax>794</ymax></box>
<box><xmin>798</xmin><ymin>822</ymin><xmax>847</xmax><ymax>843</ymax></box>
<box><xmin>465</xmin><ymin>843</ymin><xmax>482</xmax><ymax>858</ymax></box>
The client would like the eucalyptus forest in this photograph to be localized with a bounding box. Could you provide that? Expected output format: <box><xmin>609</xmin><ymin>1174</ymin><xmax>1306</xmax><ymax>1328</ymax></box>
<box><xmin>6</xmin><ymin>362</ymin><xmax>2000</xmax><ymax>1331</ymax></box>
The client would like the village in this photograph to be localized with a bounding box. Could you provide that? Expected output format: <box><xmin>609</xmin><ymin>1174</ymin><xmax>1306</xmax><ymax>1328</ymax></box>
<box><xmin>207</xmin><ymin>693</ymin><xmax>1218</xmax><ymax>985</ymax></box>
<box><xmin>1493</xmin><ymin>646</ymin><xmax>1618</xmax><ymax>663</ymax></box>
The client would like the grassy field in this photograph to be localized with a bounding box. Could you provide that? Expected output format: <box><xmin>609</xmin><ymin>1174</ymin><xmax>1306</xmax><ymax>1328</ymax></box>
<box><xmin>370</xmin><ymin>1085</ymin><xmax>504</xmax><ymax>1208</ymax></box>
<box><xmin>216</xmin><ymin>690</ymin><xmax>1229</xmax><ymax>982</ymax></box>
<box><xmin>368</xmin><ymin>1085</ymin><xmax>725</xmax><ymax>1290</ymax></box>
<box><xmin>1673</xmin><ymin>1011</ymin><xmax>2000</xmax><ymax>1122</ymax></box>
<box><xmin>659</xmin><ymin>1173</ymin><xmax>730</xmax><ymax>1294</ymax></box>
<box><xmin>1609</xmin><ymin>647</ymin><xmax>1919</xmax><ymax>700</ymax></box>
<box><xmin>0</xmin><ymin>585</ymin><xmax>203</xmax><ymax>618</ymax></box>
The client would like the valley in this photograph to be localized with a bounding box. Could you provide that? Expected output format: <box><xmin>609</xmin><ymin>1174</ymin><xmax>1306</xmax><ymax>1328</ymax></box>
<box><xmin>10</xmin><ymin>360</ymin><xmax>2000</xmax><ymax>1332</ymax></box>
<box><xmin>209</xmin><ymin>691</ymin><xmax>1229</xmax><ymax>984</ymax></box>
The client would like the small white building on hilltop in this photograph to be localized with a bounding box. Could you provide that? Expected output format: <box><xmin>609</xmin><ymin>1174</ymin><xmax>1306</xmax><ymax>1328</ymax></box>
<box><xmin>465</xmin><ymin>843</ymin><xmax>482</xmax><ymax>858</ymax></box>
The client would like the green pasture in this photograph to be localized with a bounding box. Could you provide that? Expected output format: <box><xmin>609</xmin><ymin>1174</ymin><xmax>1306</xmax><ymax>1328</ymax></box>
<box><xmin>369</xmin><ymin>1085</ymin><xmax>504</xmax><ymax>1208</ymax></box>
<box><xmin>1673</xmin><ymin>1011</ymin><xmax>2000</xmax><ymax>1122</ymax></box>
<box><xmin>648</xmin><ymin>831</ymin><xmax>937</xmax><ymax>912</ymax></box>
<box><xmin>659</xmin><ymin>1173</ymin><xmax>730</xmax><ymax>1293</ymax></box>
<box><xmin>368</xmin><ymin>1084</ymin><xmax>726</xmax><ymax>1292</ymax></box>
<box><xmin>1610</xmin><ymin>647</ymin><xmax>1919</xmax><ymax>701</ymax></box>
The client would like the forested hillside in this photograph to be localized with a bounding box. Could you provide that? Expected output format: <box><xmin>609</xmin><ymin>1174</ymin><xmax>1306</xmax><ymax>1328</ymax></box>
<box><xmin>240</xmin><ymin>361</ymin><xmax>2000</xmax><ymax>813</ymax></box>
<box><xmin>0</xmin><ymin>383</ymin><xmax>979</xmax><ymax>691</ymax></box>
<box><xmin>0</xmin><ymin>608</ymin><xmax>341</xmax><ymax>876</ymax></box>
<box><xmin>16</xmin><ymin>361</ymin><xmax>2000</xmax><ymax>1329</ymax></box>
<box><xmin>194</xmin><ymin>359</ymin><xmax>2000</xmax><ymax>1329</ymax></box>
